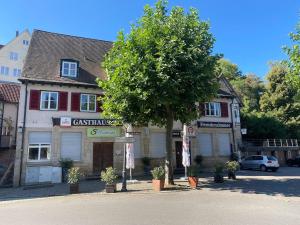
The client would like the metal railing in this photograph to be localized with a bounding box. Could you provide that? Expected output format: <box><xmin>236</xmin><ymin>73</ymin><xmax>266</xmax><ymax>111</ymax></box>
<box><xmin>242</xmin><ymin>139</ymin><xmax>299</xmax><ymax>149</ymax></box>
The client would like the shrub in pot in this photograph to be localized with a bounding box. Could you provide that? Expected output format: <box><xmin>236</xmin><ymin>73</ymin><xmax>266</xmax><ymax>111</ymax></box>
<box><xmin>141</xmin><ymin>157</ymin><xmax>151</xmax><ymax>175</ymax></box>
<box><xmin>214</xmin><ymin>163</ymin><xmax>224</xmax><ymax>183</ymax></box>
<box><xmin>101</xmin><ymin>167</ymin><xmax>118</xmax><ymax>193</ymax></box>
<box><xmin>67</xmin><ymin>167</ymin><xmax>82</xmax><ymax>194</ymax></box>
<box><xmin>59</xmin><ymin>158</ymin><xmax>74</xmax><ymax>182</ymax></box>
<box><xmin>187</xmin><ymin>166</ymin><xmax>199</xmax><ymax>189</ymax></box>
<box><xmin>151</xmin><ymin>166</ymin><xmax>165</xmax><ymax>191</ymax></box>
<box><xmin>225</xmin><ymin>161</ymin><xmax>239</xmax><ymax>180</ymax></box>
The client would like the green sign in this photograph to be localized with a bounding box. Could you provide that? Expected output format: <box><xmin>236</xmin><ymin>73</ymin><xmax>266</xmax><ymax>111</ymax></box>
<box><xmin>87</xmin><ymin>128</ymin><xmax>121</xmax><ymax>138</ymax></box>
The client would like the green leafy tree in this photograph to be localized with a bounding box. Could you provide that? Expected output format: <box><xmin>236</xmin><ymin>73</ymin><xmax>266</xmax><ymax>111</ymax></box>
<box><xmin>284</xmin><ymin>22</ymin><xmax>300</xmax><ymax>98</ymax></box>
<box><xmin>217</xmin><ymin>58</ymin><xmax>242</xmax><ymax>81</ymax></box>
<box><xmin>98</xmin><ymin>0</ymin><xmax>220</xmax><ymax>184</ymax></box>
<box><xmin>231</xmin><ymin>74</ymin><xmax>265</xmax><ymax>113</ymax></box>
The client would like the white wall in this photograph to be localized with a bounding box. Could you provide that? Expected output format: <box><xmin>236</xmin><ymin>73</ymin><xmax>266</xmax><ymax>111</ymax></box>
<box><xmin>0</xmin><ymin>30</ymin><xmax>31</xmax><ymax>83</ymax></box>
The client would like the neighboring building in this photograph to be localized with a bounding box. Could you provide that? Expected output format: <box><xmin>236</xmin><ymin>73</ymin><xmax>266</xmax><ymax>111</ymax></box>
<box><xmin>13</xmin><ymin>30</ymin><xmax>242</xmax><ymax>186</ymax></box>
<box><xmin>0</xmin><ymin>30</ymin><xmax>31</xmax><ymax>83</ymax></box>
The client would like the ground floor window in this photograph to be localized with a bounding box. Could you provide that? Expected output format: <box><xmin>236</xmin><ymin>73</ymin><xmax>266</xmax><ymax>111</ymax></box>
<box><xmin>28</xmin><ymin>144</ymin><xmax>51</xmax><ymax>161</ymax></box>
<box><xmin>197</xmin><ymin>133</ymin><xmax>213</xmax><ymax>156</ymax></box>
<box><xmin>218</xmin><ymin>133</ymin><xmax>231</xmax><ymax>156</ymax></box>
<box><xmin>60</xmin><ymin>132</ymin><xmax>82</xmax><ymax>161</ymax></box>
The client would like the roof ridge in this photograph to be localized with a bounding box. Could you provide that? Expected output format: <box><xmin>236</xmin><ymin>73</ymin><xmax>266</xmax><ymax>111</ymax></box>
<box><xmin>33</xmin><ymin>29</ymin><xmax>113</xmax><ymax>44</ymax></box>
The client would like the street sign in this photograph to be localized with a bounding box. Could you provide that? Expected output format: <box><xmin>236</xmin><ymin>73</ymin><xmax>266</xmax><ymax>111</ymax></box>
<box><xmin>115</xmin><ymin>136</ymin><xmax>135</xmax><ymax>143</ymax></box>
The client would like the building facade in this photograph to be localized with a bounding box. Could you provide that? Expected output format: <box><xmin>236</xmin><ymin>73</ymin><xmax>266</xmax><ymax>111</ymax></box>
<box><xmin>0</xmin><ymin>30</ymin><xmax>31</xmax><ymax>84</ymax></box>
<box><xmin>13</xmin><ymin>30</ymin><xmax>242</xmax><ymax>186</ymax></box>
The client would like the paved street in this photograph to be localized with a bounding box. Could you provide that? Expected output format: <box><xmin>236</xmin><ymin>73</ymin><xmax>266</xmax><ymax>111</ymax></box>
<box><xmin>0</xmin><ymin>167</ymin><xmax>299</xmax><ymax>225</ymax></box>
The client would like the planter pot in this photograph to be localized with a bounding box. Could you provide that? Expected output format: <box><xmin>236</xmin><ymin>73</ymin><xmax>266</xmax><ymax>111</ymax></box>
<box><xmin>152</xmin><ymin>179</ymin><xmax>164</xmax><ymax>192</ymax></box>
<box><xmin>214</xmin><ymin>174</ymin><xmax>224</xmax><ymax>183</ymax></box>
<box><xmin>188</xmin><ymin>176</ymin><xmax>198</xmax><ymax>189</ymax></box>
<box><xmin>69</xmin><ymin>183</ymin><xmax>79</xmax><ymax>194</ymax></box>
<box><xmin>105</xmin><ymin>184</ymin><xmax>116</xmax><ymax>193</ymax></box>
<box><xmin>228</xmin><ymin>171</ymin><xmax>236</xmax><ymax>180</ymax></box>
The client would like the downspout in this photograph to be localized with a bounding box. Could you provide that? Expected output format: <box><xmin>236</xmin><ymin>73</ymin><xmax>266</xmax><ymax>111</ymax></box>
<box><xmin>19</xmin><ymin>81</ymin><xmax>28</xmax><ymax>186</ymax></box>
<box><xmin>230</xmin><ymin>98</ymin><xmax>236</xmax><ymax>154</ymax></box>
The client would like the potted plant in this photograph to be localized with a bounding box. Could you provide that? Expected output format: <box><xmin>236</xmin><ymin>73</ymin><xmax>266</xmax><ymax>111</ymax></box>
<box><xmin>141</xmin><ymin>157</ymin><xmax>151</xmax><ymax>175</ymax></box>
<box><xmin>101</xmin><ymin>167</ymin><xmax>118</xmax><ymax>193</ymax></box>
<box><xmin>225</xmin><ymin>161</ymin><xmax>239</xmax><ymax>179</ymax></box>
<box><xmin>214</xmin><ymin>163</ymin><xmax>224</xmax><ymax>183</ymax></box>
<box><xmin>187</xmin><ymin>166</ymin><xmax>198</xmax><ymax>189</ymax></box>
<box><xmin>59</xmin><ymin>158</ymin><xmax>73</xmax><ymax>182</ymax></box>
<box><xmin>67</xmin><ymin>167</ymin><xmax>82</xmax><ymax>194</ymax></box>
<box><xmin>151</xmin><ymin>166</ymin><xmax>165</xmax><ymax>191</ymax></box>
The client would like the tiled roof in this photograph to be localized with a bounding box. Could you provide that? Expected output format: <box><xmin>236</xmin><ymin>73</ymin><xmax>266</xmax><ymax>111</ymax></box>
<box><xmin>0</xmin><ymin>83</ymin><xmax>20</xmax><ymax>103</ymax></box>
<box><xmin>20</xmin><ymin>30</ymin><xmax>113</xmax><ymax>86</ymax></box>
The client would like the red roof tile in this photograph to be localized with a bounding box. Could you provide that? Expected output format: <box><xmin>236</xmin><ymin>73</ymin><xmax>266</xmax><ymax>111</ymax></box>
<box><xmin>0</xmin><ymin>83</ymin><xmax>20</xmax><ymax>103</ymax></box>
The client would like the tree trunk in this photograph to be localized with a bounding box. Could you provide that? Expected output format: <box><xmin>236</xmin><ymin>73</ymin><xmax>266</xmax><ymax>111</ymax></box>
<box><xmin>165</xmin><ymin>110</ymin><xmax>174</xmax><ymax>185</ymax></box>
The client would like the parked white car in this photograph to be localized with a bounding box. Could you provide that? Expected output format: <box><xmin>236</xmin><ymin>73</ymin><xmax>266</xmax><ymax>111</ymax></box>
<box><xmin>240</xmin><ymin>155</ymin><xmax>279</xmax><ymax>172</ymax></box>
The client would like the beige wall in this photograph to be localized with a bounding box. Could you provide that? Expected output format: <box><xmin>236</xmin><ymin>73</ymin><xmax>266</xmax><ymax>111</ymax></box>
<box><xmin>0</xmin><ymin>30</ymin><xmax>31</xmax><ymax>83</ymax></box>
<box><xmin>3</xmin><ymin>102</ymin><xmax>18</xmax><ymax>147</ymax></box>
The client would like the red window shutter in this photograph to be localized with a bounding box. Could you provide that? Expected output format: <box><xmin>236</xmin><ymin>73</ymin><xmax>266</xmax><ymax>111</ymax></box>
<box><xmin>58</xmin><ymin>92</ymin><xmax>68</xmax><ymax>111</ymax></box>
<box><xmin>71</xmin><ymin>93</ymin><xmax>80</xmax><ymax>111</ymax></box>
<box><xmin>220</xmin><ymin>102</ymin><xmax>229</xmax><ymax>117</ymax></box>
<box><xmin>96</xmin><ymin>94</ymin><xmax>103</xmax><ymax>112</ymax></box>
<box><xmin>29</xmin><ymin>90</ymin><xmax>40</xmax><ymax>110</ymax></box>
<box><xmin>199</xmin><ymin>103</ymin><xmax>205</xmax><ymax>116</ymax></box>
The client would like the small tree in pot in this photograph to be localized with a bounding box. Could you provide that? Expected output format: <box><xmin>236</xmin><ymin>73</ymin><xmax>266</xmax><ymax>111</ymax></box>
<box><xmin>141</xmin><ymin>157</ymin><xmax>151</xmax><ymax>175</ymax></box>
<box><xmin>187</xmin><ymin>166</ymin><xmax>199</xmax><ymax>189</ymax></box>
<box><xmin>214</xmin><ymin>163</ymin><xmax>224</xmax><ymax>183</ymax></box>
<box><xmin>59</xmin><ymin>158</ymin><xmax>73</xmax><ymax>182</ymax></box>
<box><xmin>101</xmin><ymin>167</ymin><xmax>118</xmax><ymax>193</ymax></box>
<box><xmin>151</xmin><ymin>166</ymin><xmax>165</xmax><ymax>192</ymax></box>
<box><xmin>67</xmin><ymin>167</ymin><xmax>82</xmax><ymax>194</ymax></box>
<box><xmin>225</xmin><ymin>161</ymin><xmax>239</xmax><ymax>180</ymax></box>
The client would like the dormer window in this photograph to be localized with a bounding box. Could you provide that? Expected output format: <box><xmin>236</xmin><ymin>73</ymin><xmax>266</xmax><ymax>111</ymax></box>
<box><xmin>61</xmin><ymin>60</ymin><xmax>78</xmax><ymax>77</ymax></box>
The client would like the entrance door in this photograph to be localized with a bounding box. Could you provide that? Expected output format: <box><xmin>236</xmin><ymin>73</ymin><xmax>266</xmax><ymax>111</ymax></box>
<box><xmin>93</xmin><ymin>142</ymin><xmax>113</xmax><ymax>174</ymax></box>
<box><xmin>175</xmin><ymin>141</ymin><xmax>183</xmax><ymax>168</ymax></box>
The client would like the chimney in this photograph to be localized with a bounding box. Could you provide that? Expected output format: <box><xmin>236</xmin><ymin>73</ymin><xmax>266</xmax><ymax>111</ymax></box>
<box><xmin>16</xmin><ymin>30</ymin><xmax>19</xmax><ymax>37</ymax></box>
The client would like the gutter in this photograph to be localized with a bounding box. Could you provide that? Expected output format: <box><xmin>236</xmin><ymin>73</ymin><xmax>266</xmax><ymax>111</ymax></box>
<box><xmin>19</xmin><ymin>81</ymin><xmax>28</xmax><ymax>186</ymax></box>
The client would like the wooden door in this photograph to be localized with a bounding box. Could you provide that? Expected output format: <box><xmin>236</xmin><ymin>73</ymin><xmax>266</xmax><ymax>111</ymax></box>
<box><xmin>175</xmin><ymin>141</ymin><xmax>183</xmax><ymax>168</ymax></box>
<box><xmin>93</xmin><ymin>142</ymin><xmax>113</xmax><ymax>174</ymax></box>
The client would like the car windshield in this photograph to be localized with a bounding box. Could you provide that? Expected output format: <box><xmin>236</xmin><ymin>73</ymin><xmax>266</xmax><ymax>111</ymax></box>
<box><xmin>267</xmin><ymin>156</ymin><xmax>277</xmax><ymax>161</ymax></box>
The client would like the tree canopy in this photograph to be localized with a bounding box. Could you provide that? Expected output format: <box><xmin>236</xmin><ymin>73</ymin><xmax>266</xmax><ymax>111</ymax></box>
<box><xmin>217</xmin><ymin>58</ymin><xmax>243</xmax><ymax>81</ymax></box>
<box><xmin>98</xmin><ymin>0</ymin><xmax>220</xmax><ymax>184</ymax></box>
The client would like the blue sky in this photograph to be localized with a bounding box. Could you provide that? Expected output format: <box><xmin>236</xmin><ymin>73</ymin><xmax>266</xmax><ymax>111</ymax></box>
<box><xmin>1</xmin><ymin>0</ymin><xmax>299</xmax><ymax>78</ymax></box>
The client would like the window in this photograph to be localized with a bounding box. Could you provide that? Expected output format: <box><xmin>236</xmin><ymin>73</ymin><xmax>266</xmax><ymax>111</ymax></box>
<box><xmin>40</xmin><ymin>91</ymin><xmax>58</xmax><ymax>110</ymax></box>
<box><xmin>13</xmin><ymin>68</ymin><xmax>21</xmax><ymax>77</ymax></box>
<box><xmin>61</xmin><ymin>61</ymin><xmax>78</xmax><ymax>77</ymax></box>
<box><xmin>80</xmin><ymin>94</ymin><xmax>96</xmax><ymax>112</ymax></box>
<box><xmin>205</xmin><ymin>102</ymin><xmax>221</xmax><ymax>117</ymax></box>
<box><xmin>61</xmin><ymin>132</ymin><xmax>82</xmax><ymax>161</ymax></box>
<box><xmin>0</xmin><ymin>66</ymin><xmax>9</xmax><ymax>75</ymax></box>
<box><xmin>233</xmin><ymin>106</ymin><xmax>240</xmax><ymax>123</ymax></box>
<box><xmin>28</xmin><ymin>144</ymin><xmax>51</xmax><ymax>161</ymax></box>
<box><xmin>23</xmin><ymin>40</ymin><xmax>29</xmax><ymax>45</ymax></box>
<box><xmin>9</xmin><ymin>52</ymin><xmax>18</xmax><ymax>61</ymax></box>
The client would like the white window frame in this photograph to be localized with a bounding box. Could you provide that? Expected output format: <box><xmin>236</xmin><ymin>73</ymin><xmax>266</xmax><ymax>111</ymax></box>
<box><xmin>40</xmin><ymin>91</ymin><xmax>58</xmax><ymax>111</ymax></box>
<box><xmin>205</xmin><ymin>102</ymin><xmax>221</xmax><ymax>117</ymax></box>
<box><xmin>80</xmin><ymin>94</ymin><xmax>96</xmax><ymax>112</ymax></box>
<box><xmin>23</xmin><ymin>40</ymin><xmax>29</xmax><ymax>45</ymax></box>
<box><xmin>9</xmin><ymin>52</ymin><xmax>18</xmax><ymax>61</ymax></box>
<box><xmin>61</xmin><ymin>61</ymin><xmax>78</xmax><ymax>77</ymax></box>
<box><xmin>0</xmin><ymin>66</ymin><xmax>9</xmax><ymax>75</ymax></box>
<box><xmin>28</xmin><ymin>144</ymin><xmax>51</xmax><ymax>162</ymax></box>
<box><xmin>13</xmin><ymin>68</ymin><xmax>21</xmax><ymax>77</ymax></box>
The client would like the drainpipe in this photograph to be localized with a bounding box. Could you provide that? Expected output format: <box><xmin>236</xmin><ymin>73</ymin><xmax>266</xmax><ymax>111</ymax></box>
<box><xmin>230</xmin><ymin>98</ymin><xmax>236</xmax><ymax>154</ymax></box>
<box><xmin>19</xmin><ymin>81</ymin><xmax>28</xmax><ymax>186</ymax></box>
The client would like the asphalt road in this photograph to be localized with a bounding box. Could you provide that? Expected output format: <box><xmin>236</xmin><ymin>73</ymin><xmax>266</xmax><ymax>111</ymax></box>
<box><xmin>0</xmin><ymin>167</ymin><xmax>299</xmax><ymax>225</ymax></box>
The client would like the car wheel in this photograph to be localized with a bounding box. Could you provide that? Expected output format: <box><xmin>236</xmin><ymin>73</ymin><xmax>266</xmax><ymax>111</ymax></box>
<box><xmin>260</xmin><ymin>165</ymin><xmax>267</xmax><ymax>172</ymax></box>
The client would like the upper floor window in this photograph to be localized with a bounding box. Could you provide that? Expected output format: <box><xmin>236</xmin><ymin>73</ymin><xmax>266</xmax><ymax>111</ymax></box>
<box><xmin>9</xmin><ymin>52</ymin><xmax>18</xmax><ymax>61</ymax></box>
<box><xmin>23</xmin><ymin>40</ymin><xmax>29</xmax><ymax>46</ymax></box>
<box><xmin>0</xmin><ymin>66</ymin><xmax>9</xmax><ymax>75</ymax></box>
<box><xmin>61</xmin><ymin>61</ymin><xmax>78</xmax><ymax>77</ymax></box>
<box><xmin>13</xmin><ymin>68</ymin><xmax>21</xmax><ymax>77</ymax></box>
<box><xmin>40</xmin><ymin>91</ymin><xmax>58</xmax><ymax>110</ymax></box>
<box><xmin>205</xmin><ymin>102</ymin><xmax>221</xmax><ymax>117</ymax></box>
<box><xmin>80</xmin><ymin>94</ymin><xmax>96</xmax><ymax>112</ymax></box>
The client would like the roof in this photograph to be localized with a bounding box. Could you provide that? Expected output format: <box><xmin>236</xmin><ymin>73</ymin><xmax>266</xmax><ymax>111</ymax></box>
<box><xmin>0</xmin><ymin>83</ymin><xmax>20</xmax><ymax>103</ymax></box>
<box><xmin>217</xmin><ymin>89</ymin><xmax>233</xmax><ymax>97</ymax></box>
<box><xmin>20</xmin><ymin>30</ymin><xmax>113</xmax><ymax>86</ymax></box>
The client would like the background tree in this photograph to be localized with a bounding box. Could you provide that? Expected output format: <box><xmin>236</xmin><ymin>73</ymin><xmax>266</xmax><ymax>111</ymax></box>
<box><xmin>98</xmin><ymin>0</ymin><xmax>220</xmax><ymax>184</ymax></box>
<box><xmin>217</xmin><ymin>58</ymin><xmax>243</xmax><ymax>81</ymax></box>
